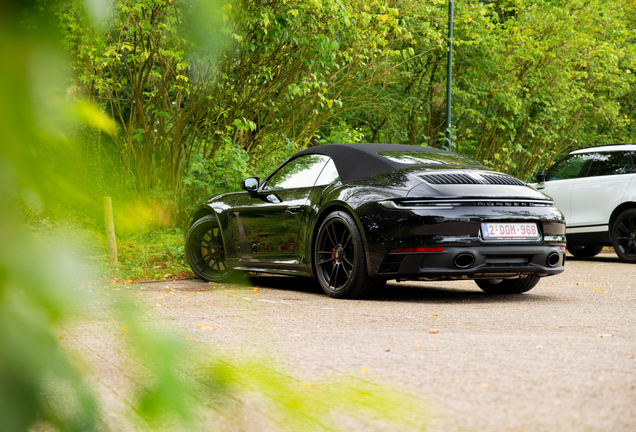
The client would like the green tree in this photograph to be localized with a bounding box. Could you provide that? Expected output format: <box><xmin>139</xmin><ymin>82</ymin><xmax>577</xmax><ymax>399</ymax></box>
<box><xmin>455</xmin><ymin>0</ymin><xmax>635</xmax><ymax>177</ymax></box>
<box><xmin>59</xmin><ymin>0</ymin><xmax>416</xmax><ymax>208</ymax></box>
<box><xmin>331</xmin><ymin>0</ymin><xmax>636</xmax><ymax>178</ymax></box>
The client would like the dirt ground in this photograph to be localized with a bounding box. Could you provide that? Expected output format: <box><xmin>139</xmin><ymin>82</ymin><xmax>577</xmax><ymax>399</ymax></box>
<box><xmin>60</xmin><ymin>251</ymin><xmax>636</xmax><ymax>431</ymax></box>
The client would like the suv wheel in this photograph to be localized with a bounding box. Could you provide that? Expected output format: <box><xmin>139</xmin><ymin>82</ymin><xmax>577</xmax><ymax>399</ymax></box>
<box><xmin>611</xmin><ymin>209</ymin><xmax>636</xmax><ymax>263</ymax></box>
<box><xmin>566</xmin><ymin>244</ymin><xmax>604</xmax><ymax>258</ymax></box>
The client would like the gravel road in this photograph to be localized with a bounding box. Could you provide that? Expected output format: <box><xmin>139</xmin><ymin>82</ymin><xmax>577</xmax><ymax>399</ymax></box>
<box><xmin>64</xmin><ymin>251</ymin><xmax>636</xmax><ymax>431</ymax></box>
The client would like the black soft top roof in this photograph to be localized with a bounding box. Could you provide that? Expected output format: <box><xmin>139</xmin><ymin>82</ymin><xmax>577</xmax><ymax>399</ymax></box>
<box><xmin>292</xmin><ymin>143</ymin><xmax>453</xmax><ymax>184</ymax></box>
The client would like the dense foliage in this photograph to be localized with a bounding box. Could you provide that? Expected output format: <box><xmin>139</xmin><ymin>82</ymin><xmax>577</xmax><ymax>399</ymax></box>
<box><xmin>54</xmin><ymin>0</ymin><xmax>636</xmax><ymax>221</ymax></box>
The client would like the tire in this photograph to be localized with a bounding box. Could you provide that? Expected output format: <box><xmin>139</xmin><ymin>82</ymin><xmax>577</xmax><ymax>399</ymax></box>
<box><xmin>185</xmin><ymin>215</ymin><xmax>235</xmax><ymax>281</ymax></box>
<box><xmin>566</xmin><ymin>244</ymin><xmax>604</xmax><ymax>258</ymax></box>
<box><xmin>475</xmin><ymin>275</ymin><xmax>540</xmax><ymax>294</ymax></box>
<box><xmin>611</xmin><ymin>208</ymin><xmax>636</xmax><ymax>263</ymax></box>
<box><xmin>314</xmin><ymin>211</ymin><xmax>385</xmax><ymax>299</ymax></box>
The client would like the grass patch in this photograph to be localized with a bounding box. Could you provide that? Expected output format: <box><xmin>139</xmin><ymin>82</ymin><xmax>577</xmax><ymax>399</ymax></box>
<box><xmin>21</xmin><ymin>205</ymin><xmax>193</xmax><ymax>282</ymax></box>
<box><xmin>115</xmin><ymin>228</ymin><xmax>193</xmax><ymax>281</ymax></box>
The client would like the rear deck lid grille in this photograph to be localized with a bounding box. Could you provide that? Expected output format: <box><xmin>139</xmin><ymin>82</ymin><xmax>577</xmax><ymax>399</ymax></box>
<box><xmin>480</xmin><ymin>174</ymin><xmax>526</xmax><ymax>186</ymax></box>
<box><xmin>419</xmin><ymin>172</ymin><xmax>526</xmax><ymax>186</ymax></box>
<box><xmin>420</xmin><ymin>173</ymin><xmax>481</xmax><ymax>185</ymax></box>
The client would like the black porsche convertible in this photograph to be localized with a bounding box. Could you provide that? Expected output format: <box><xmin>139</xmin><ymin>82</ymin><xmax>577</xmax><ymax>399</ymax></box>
<box><xmin>185</xmin><ymin>144</ymin><xmax>566</xmax><ymax>298</ymax></box>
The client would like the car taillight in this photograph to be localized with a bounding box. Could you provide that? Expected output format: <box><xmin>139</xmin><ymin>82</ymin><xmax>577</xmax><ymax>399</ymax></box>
<box><xmin>390</xmin><ymin>247</ymin><xmax>445</xmax><ymax>253</ymax></box>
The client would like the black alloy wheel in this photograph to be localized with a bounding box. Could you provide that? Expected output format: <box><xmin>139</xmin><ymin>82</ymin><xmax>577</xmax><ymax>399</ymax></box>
<box><xmin>475</xmin><ymin>274</ymin><xmax>540</xmax><ymax>294</ymax></box>
<box><xmin>185</xmin><ymin>215</ymin><xmax>234</xmax><ymax>281</ymax></box>
<box><xmin>611</xmin><ymin>209</ymin><xmax>636</xmax><ymax>263</ymax></box>
<box><xmin>566</xmin><ymin>244</ymin><xmax>604</xmax><ymax>258</ymax></box>
<box><xmin>314</xmin><ymin>211</ymin><xmax>385</xmax><ymax>299</ymax></box>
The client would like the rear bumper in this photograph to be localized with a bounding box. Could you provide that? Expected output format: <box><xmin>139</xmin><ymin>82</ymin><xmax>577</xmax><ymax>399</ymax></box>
<box><xmin>378</xmin><ymin>245</ymin><xmax>565</xmax><ymax>280</ymax></box>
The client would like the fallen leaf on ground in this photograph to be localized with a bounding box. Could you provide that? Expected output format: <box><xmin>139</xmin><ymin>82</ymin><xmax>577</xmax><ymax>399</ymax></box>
<box><xmin>361</xmin><ymin>367</ymin><xmax>369</xmax><ymax>373</ymax></box>
<box><xmin>429</xmin><ymin>329</ymin><xmax>439</xmax><ymax>334</ymax></box>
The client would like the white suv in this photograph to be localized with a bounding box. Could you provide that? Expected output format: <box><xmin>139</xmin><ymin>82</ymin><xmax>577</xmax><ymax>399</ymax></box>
<box><xmin>532</xmin><ymin>144</ymin><xmax>636</xmax><ymax>263</ymax></box>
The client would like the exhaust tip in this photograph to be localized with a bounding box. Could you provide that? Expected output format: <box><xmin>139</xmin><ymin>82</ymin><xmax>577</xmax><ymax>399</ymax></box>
<box><xmin>454</xmin><ymin>253</ymin><xmax>475</xmax><ymax>269</ymax></box>
<box><xmin>547</xmin><ymin>252</ymin><xmax>560</xmax><ymax>267</ymax></box>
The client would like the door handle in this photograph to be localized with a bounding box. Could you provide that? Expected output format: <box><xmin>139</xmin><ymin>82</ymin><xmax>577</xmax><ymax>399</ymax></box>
<box><xmin>286</xmin><ymin>206</ymin><xmax>303</xmax><ymax>214</ymax></box>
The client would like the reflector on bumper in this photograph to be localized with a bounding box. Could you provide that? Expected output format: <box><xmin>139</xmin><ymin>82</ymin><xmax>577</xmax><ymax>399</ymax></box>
<box><xmin>390</xmin><ymin>247</ymin><xmax>445</xmax><ymax>253</ymax></box>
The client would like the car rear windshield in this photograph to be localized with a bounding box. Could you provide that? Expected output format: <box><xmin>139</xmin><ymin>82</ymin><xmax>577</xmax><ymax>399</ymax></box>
<box><xmin>377</xmin><ymin>151</ymin><xmax>481</xmax><ymax>166</ymax></box>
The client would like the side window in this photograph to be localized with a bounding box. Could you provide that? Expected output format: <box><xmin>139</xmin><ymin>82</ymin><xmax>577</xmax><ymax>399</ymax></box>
<box><xmin>314</xmin><ymin>159</ymin><xmax>339</xmax><ymax>186</ymax></box>
<box><xmin>546</xmin><ymin>153</ymin><xmax>595</xmax><ymax>181</ymax></box>
<box><xmin>263</xmin><ymin>155</ymin><xmax>329</xmax><ymax>190</ymax></box>
<box><xmin>584</xmin><ymin>152</ymin><xmax>635</xmax><ymax>177</ymax></box>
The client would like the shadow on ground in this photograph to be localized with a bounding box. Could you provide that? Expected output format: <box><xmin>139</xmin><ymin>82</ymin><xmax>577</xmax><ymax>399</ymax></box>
<box><xmin>227</xmin><ymin>274</ymin><xmax>555</xmax><ymax>305</ymax></box>
<box><xmin>565</xmin><ymin>251</ymin><xmax>621</xmax><ymax>263</ymax></box>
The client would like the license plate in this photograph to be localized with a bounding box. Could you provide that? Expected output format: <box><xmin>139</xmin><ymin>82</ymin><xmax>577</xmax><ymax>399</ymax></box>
<box><xmin>481</xmin><ymin>222</ymin><xmax>540</xmax><ymax>239</ymax></box>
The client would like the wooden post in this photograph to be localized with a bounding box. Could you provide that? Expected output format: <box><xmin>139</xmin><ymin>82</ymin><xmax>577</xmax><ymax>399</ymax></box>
<box><xmin>103</xmin><ymin>197</ymin><xmax>118</xmax><ymax>266</ymax></box>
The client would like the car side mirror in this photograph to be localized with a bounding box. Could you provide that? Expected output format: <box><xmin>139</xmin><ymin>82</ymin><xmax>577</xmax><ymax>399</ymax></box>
<box><xmin>242</xmin><ymin>177</ymin><xmax>259</xmax><ymax>192</ymax></box>
<box><xmin>535</xmin><ymin>171</ymin><xmax>546</xmax><ymax>184</ymax></box>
